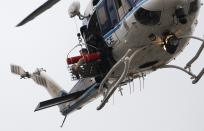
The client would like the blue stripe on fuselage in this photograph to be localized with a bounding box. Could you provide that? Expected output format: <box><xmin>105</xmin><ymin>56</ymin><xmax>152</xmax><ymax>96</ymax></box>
<box><xmin>103</xmin><ymin>0</ymin><xmax>149</xmax><ymax>39</ymax></box>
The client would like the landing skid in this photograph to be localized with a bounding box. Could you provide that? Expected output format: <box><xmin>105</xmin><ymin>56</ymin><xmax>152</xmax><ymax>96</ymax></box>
<box><xmin>161</xmin><ymin>35</ymin><xmax>204</xmax><ymax>84</ymax></box>
<box><xmin>97</xmin><ymin>47</ymin><xmax>147</xmax><ymax>110</ymax></box>
<box><xmin>97</xmin><ymin>36</ymin><xmax>204</xmax><ymax>110</ymax></box>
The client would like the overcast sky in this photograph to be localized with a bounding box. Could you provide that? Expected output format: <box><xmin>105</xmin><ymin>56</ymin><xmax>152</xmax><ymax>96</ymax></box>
<box><xmin>0</xmin><ymin>0</ymin><xmax>204</xmax><ymax>131</ymax></box>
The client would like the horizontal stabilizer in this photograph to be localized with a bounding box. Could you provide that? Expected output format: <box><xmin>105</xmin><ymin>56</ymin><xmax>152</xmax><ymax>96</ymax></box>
<box><xmin>35</xmin><ymin>90</ymin><xmax>86</xmax><ymax>111</ymax></box>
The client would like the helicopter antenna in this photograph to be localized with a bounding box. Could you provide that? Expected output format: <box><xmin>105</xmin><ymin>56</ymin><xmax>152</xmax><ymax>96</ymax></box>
<box><xmin>60</xmin><ymin>115</ymin><xmax>68</xmax><ymax>128</ymax></box>
<box><xmin>142</xmin><ymin>75</ymin><xmax>145</xmax><ymax>90</ymax></box>
<box><xmin>132</xmin><ymin>79</ymin><xmax>135</xmax><ymax>93</ymax></box>
<box><xmin>139</xmin><ymin>77</ymin><xmax>142</xmax><ymax>92</ymax></box>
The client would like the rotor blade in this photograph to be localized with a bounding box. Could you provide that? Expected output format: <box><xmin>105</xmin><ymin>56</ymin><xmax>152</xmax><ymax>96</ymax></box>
<box><xmin>17</xmin><ymin>0</ymin><xmax>61</xmax><ymax>27</ymax></box>
<box><xmin>10</xmin><ymin>64</ymin><xmax>26</xmax><ymax>76</ymax></box>
<box><xmin>35</xmin><ymin>90</ymin><xmax>86</xmax><ymax>111</ymax></box>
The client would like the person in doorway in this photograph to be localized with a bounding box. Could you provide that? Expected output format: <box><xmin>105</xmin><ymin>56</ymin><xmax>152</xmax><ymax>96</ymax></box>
<box><xmin>71</xmin><ymin>48</ymin><xmax>88</xmax><ymax>74</ymax></box>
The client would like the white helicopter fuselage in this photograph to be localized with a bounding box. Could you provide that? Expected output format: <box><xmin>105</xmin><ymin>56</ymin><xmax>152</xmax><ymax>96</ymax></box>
<box><xmin>59</xmin><ymin>0</ymin><xmax>202</xmax><ymax>114</ymax></box>
<box><xmin>84</xmin><ymin>0</ymin><xmax>201</xmax><ymax>77</ymax></box>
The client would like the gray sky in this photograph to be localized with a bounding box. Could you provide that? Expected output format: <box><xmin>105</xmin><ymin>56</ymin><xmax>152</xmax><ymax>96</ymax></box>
<box><xmin>0</xmin><ymin>0</ymin><xmax>204</xmax><ymax>131</ymax></box>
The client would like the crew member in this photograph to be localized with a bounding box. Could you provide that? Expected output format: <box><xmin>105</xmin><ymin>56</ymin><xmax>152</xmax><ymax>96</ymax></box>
<box><xmin>71</xmin><ymin>48</ymin><xmax>88</xmax><ymax>73</ymax></box>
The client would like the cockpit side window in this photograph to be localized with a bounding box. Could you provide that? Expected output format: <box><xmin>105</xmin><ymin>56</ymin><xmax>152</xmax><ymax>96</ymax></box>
<box><xmin>114</xmin><ymin>0</ymin><xmax>131</xmax><ymax>19</ymax></box>
<box><xmin>135</xmin><ymin>8</ymin><xmax>161</xmax><ymax>26</ymax></box>
<box><xmin>107</xmin><ymin>0</ymin><xmax>119</xmax><ymax>27</ymax></box>
<box><xmin>97</xmin><ymin>0</ymin><xmax>112</xmax><ymax>35</ymax></box>
<box><xmin>97</xmin><ymin>0</ymin><xmax>132</xmax><ymax>35</ymax></box>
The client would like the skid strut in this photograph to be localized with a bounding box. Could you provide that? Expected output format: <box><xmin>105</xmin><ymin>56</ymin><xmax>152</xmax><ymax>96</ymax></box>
<box><xmin>161</xmin><ymin>35</ymin><xmax>204</xmax><ymax>84</ymax></box>
<box><xmin>97</xmin><ymin>47</ymin><xmax>146</xmax><ymax>110</ymax></box>
<box><xmin>179</xmin><ymin>36</ymin><xmax>204</xmax><ymax>70</ymax></box>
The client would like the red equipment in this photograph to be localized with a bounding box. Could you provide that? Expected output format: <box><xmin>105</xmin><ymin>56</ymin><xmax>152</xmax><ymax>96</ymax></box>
<box><xmin>67</xmin><ymin>52</ymin><xmax>101</xmax><ymax>65</ymax></box>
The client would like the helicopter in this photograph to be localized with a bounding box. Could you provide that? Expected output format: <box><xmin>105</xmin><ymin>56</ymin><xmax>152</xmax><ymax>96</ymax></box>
<box><xmin>11</xmin><ymin>0</ymin><xmax>204</xmax><ymax>127</ymax></box>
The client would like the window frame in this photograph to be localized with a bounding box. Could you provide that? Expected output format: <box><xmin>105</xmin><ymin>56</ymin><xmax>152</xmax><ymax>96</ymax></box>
<box><xmin>114</xmin><ymin>0</ymin><xmax>132</xmax><ymax>20</ymax></box>
<box><xmin>96</xmin><ymin>0</ymin><xmax>133</xmax><ymax>36</ymax></box>
<box><xmin>106</xmin><ymin>0</ymin><xmax>120</xmax><ymax>28</ymax></box>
